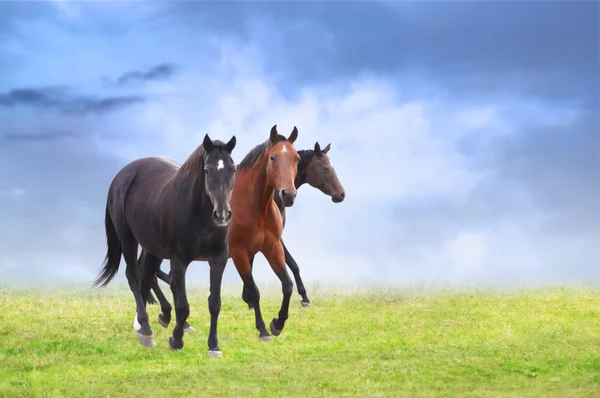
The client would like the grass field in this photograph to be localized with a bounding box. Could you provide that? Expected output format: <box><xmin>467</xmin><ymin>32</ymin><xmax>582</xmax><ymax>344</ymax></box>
<box><xmin>1</xmin><ymin>285</ymin><xmax>599</xmax><ymax>397</ymax></box>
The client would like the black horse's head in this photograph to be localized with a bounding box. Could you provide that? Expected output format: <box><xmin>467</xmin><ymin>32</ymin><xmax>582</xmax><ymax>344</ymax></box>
<box><xmin>202</xmin><ymin>134</ymin><xmax>237</xmax><ymax>227</ymax></box>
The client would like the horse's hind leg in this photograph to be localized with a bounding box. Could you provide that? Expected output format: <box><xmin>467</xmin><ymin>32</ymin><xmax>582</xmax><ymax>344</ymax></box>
<box><xmin>282</xmin><ymin>240</ymin><xmax>310</xmax><ymax>307</ymax></box>
<box><xmin>122</xmin><ymin>239</ymin><xmax>155</xmax><ymax>347</ymax></box>
<box><xmin>242</xmin><ymin>255</ymin><xmax>256</xmax><ymax>310</ymax></box>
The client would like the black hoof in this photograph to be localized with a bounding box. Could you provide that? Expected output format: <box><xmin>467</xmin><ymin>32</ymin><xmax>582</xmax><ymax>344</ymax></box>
<box><xmin>168</xmin><ymin>337</ymin><xmax>184</xmax><ymax>351</ymax></box>
<box><xmin>158</xmin><ymin>313</ymin><xmax>170</xmax><ymax>328</ymax></box>
<box><xmin>247</xmin><ymin>303</ymin><xmax>254</xmax><ymax>311</ymax></box>
<box><xmin>270</xmin><ymin>318</ymin><xmax>282</xmax><ymax>337</ymax></box>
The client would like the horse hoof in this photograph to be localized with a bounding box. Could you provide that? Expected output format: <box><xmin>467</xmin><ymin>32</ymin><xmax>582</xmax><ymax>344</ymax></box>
<box><xmin>136</xmin><ymin>332</ymin><xmax>156</xmax><ymax>347</ymax></box>
<box><xmin>158</xmin><ymin>313</ymin><xmax>169</xmax><ymax>328</ymax></box>
<box><xmin>183</xmin><ymin>323</ymin><xmax>196</xmax><ymax>333</ymax></box>
<box><xmin>208</xmin><ymin>350</ymin><xmax>223</xmax><ymax>358</ymax></box>
<box><xmin>248</xmin><ymin>305</ymin><xmax>254</xmax><ymax>311</ymax></box>
<box><xmin>301</xmin><ymin>300</ymin><xmax>310</xmax><ymax>307</ymax></box>
<box><xmin>168</xmin><ymin>337</ymin><xmax>184</xmax><ymax>351</ymax></box>
<box><xmin>258</xmin><ymin>335</ymin><xmax>273</xmax><ymax>342</ymax></box>
<box><xmin>269</xmin><ymin>319</ymin><xmax>282</xmax><ymax>337</ymax></box>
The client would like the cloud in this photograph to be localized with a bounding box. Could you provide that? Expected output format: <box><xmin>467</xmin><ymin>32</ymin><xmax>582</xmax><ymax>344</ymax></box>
<box><xmin>0</xmin><ymin>130</ymin><xmax>76</xmax><ymax>142</ymax></box>
<box><xmin>0</xmin><ymin>87</ymin><xmax>145</xmax><ymax>115</ymax></box>
<box><xmin>157</xmin><ymin>1</ymin><xmax>599</xmax><ymax>104</ymax></box>
<box><xmin>0</xmin><ymin>1</ymin><xmax>597</xmax><ymax>287</ymax></box>
<box><xmin>111</xmin><ymin>63</ymin><xmax>179</xmax><ymax>87</ymax></box>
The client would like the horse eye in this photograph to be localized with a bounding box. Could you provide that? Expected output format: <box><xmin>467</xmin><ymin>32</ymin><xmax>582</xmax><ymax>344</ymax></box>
<box><xmin>324</xmin><ymin>167</ymin><xmax>330</xmax><ymax>173</ymax></box>
<box><xmin>270</xmin><ymin>155</ymin><xmax>276</xmax><ymax>161</ymax></box>
<box><xmin>204</xmin><ymin>168</ymin><xmax>209</xmax><ymax>174</ymax></box>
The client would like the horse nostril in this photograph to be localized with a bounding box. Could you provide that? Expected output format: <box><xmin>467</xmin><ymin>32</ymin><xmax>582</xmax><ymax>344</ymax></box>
<box><xmin>226</xmin><ymin>210</ymin><xmax>232</xmax><ymax>220</ymax></box>
<box><xmin>213</xmin><ymin>210</ymin><xmax>219</xmax><ymax>220</ymax></box>
<box><xmin>340</xmin><ymin>192</ymin><xmax>346</xmax><ymax>200</ymax></box>
<box><xmin>281</xmin><ymin>189</ymin><xmax>287</xmax><ymax>197</ymax></box>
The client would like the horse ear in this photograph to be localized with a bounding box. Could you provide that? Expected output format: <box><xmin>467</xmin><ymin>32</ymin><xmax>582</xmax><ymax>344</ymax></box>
<box><xmin>225</xmin><ymin>135</ymin><xmax>236</xmax><ymax>153</ymax></box>
<box><xmin>288</xmin><ymin>126</ymin><xmax>298</xmax><ymax>143</ymax></box>
<box><xmin>322</xmin><ymin>143</ymin><xmax>331</xmax><ymax>154</ymax></box>
<box><xmin>270</xmin><ymin>125</ymin><xmax>278</xmax><ymax>143</ymax></box>
<box><xmin>314</xmin><ymin>141</ymin><xmax>322</xmax><ymax>155</ymax></box>
<box><xmin>203</xmin><ymin>134</ymin><xmax>214</xmax><ymax>152</ymax></box>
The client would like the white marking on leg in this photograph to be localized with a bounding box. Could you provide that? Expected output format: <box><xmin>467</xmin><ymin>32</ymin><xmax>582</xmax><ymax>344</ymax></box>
<box><xmin>133</xmin><ymin>312</ymin><xmax>141</xmax><ymax>332</ymax></box>
<box><xmin>217</xmin><ymin>159</ymin><xmax>224</xmax><ymax>170</ymax></box>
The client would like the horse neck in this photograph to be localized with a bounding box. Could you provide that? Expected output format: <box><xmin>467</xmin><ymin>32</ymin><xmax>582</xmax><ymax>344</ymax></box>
<box><xmin>173</xmin><ymin>157</ymin><xmax>210</xmax><ymax>212</ymax></box>
<box><xmin>294</xmin><ymin>150</ymin><xmax>312</xmax><ymax>189</ymax></box>
<box><xmin>294</xmin><ymin>169</ymin><xmax>307</xmax><ymax>189</ymax></box>
<box><xmin>240</xmin><ymin>156</ymin><xmax>276</xmax><ymax>217</ymax></box>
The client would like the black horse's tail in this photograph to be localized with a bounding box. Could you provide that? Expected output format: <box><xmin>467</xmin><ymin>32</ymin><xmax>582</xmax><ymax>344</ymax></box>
<box><xmin>93</xmin><ymin>205</ymin><xmax>122</xmax><ymax>289</ymax></box>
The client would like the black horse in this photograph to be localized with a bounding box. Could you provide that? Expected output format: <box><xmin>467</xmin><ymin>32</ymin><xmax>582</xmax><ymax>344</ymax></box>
<box><xmin>93</xmin><ymin>134</ymin><xmax>237</xmax><ymax>357</ymax></box>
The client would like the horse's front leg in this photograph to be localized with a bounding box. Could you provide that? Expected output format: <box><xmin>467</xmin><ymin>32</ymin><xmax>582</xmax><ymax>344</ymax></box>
<box><xmin>231</xmin><ymin>250</ymin><xmax>271</xmax><ymax>340</ymax></box>
<box><xmin>263</xmin><ymin>241</ymin><xmax>294</xmax><ymax>336</ymax></box>
<box><xmin>153</xmin><ymin>265</ymin><xmax>195</xmax><ymax>333</ymax></box>
<box><xmin>168</xmin><ymin>258</ymin><xmax>190</xmax><ymax>350</ymax></box>
<box><xmin>206</xmin><ymin>248</ymin><xmax>228</xmax><ymax>357</ymax></box>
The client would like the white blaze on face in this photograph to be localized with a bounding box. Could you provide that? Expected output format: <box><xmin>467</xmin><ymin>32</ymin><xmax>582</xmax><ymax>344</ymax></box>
<box><xmin>282</xmin><ymin>145</ymin><xmax>287</xmax><ymax>153</ymax></box>
<box><xmin>217</xmin><ymin>159</ymin><xmax>224</xmax><ymax>170</ymax></box>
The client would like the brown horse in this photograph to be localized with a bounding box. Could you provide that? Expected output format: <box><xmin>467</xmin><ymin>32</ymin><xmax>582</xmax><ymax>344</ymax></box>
<box><xmin>147</xmin><ymin>141</ymin><xmax>347</xmax><ymax>331</ymax></box>
<box><xmin>139</xmin><ymin>125</ymin><xmax>300</xmax><ymax>340</ymax></box>
<box><xmin>245</xmin><ymin>141</ymin><xmax>346</xmax><ymax>307</ymax></box>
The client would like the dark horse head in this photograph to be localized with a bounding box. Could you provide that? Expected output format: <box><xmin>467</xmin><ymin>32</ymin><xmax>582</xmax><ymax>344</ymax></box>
<box><xmin>202</xmin><ymin>134</ymin><xmax>237</xmax><ymax>226</ymax></box>
<box><xmin>267</xmin><ymin>125</ymin><xmax>300</xmax><ymax>207</ymax></box>
<box><xmin>298</xmin><ymin>142</ymin><xmax>346</xmax><ymax>203</ymax></box>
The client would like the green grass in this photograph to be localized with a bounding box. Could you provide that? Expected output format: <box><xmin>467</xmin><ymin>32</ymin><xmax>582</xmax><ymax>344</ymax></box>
<box><xmin>1</xmin><ymin>286</ymin><xmax>599</xmax><ymax>397</ymax></box>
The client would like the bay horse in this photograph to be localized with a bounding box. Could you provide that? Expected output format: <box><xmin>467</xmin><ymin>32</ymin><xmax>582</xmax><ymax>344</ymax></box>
<box><xmin>147</xmin><ymin>141</ymin><xmax>346</xmax><ymax>315</ymax></box>
<box><xmin>139</xmin><ymin>125</ymin><xmax>300</xmax><ymax>340</ymax></box>
<box><xmin>242</xmin><ymin>141</ymin><xmax>346</xmax><ymax>308</ymax></box>
<box><xmin>93</xmin><ymin>134</ymin><xmax>237</xmax><ymax>357</ymax></box>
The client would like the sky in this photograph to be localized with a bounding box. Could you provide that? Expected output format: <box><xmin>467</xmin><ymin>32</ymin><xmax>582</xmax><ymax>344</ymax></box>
<box><xmin>0</xmin><ymin>1</ymin><xmax>598</xmax><ymax>288</ymax></box>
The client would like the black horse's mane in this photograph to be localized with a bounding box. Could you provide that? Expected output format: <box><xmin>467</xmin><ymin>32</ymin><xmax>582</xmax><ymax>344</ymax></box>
<box><xmin>179</xmin><ymin>140</ymin><xmax>229</xmax><ymax>176</ymax></box>
<box><xmin>238</xmin><ymin>134</ymin><xmax>288</xmax><ymax>171</ymax></box>
<box><xmin>296</xmin><ymin>150</ymin><xmax>315</xmax><ymax>172</ymax></box>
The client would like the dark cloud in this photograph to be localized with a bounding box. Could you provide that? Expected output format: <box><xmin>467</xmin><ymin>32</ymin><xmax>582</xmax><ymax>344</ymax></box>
<box><xmin>0</xmin><ymin>130</ymin><xmax>77</xmax><ymax>142</ymax></box>
<box><xmin>0</xmin><ymin>87</ymin><xmax>145</xmax><ymax>115</ymax></box>
<box><xmin>111</xmin><ymin>63</ymin><xmax>179</xmax><ymax>86</ymax></box>
<box><xmin>160</xmin><ymin>1</ymin><xmax>599</xmax><ymax>105</ymax></box>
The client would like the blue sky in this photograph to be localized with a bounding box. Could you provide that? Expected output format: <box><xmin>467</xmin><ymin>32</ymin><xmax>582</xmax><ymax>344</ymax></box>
<box><xmin>0</xmin><ymin>1</ymin><xmax>598</xmax><ymax>287</ymax></box>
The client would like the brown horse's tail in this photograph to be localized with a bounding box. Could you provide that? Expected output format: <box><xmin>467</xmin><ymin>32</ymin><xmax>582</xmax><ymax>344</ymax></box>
<box><xmin>93</xmin><ymin>205</ymin><xmax>122</xmax><ymax>289</ymax></box>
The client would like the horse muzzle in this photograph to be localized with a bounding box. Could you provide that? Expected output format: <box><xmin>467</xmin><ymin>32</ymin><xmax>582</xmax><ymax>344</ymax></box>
<box><xmin>280</xmin><ymin>188</ymin><xmax>297</xmax><ymax>207</ymax></box>
<box><xmin>212</xmin><ymin>208</ymin><xmax>232</xmax><ymax>227</ymax></box>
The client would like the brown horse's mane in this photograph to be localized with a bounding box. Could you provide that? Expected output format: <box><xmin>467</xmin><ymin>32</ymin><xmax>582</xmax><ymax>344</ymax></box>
<box><xmin>237</xmin><ymin>134</ymin><xmax>288</xmax><ymax>171</ymax></box>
